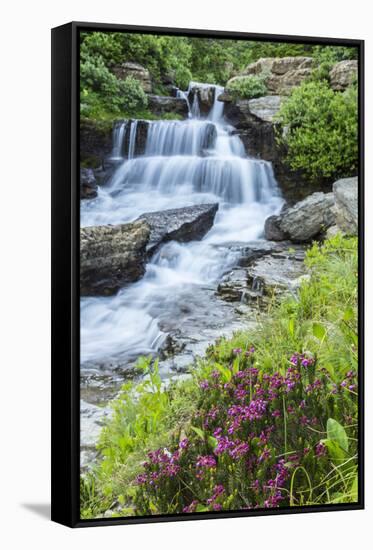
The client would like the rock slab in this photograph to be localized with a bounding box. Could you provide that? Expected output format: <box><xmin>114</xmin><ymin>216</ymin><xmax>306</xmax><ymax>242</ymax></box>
<box><xmin>80</xmin><ymin>220</ymin><xmax>150</xmax><ymax>296</ymax></box>
<box><xmin>139</xmin><ymin>203</ymin><xmax>219</xmax><ymax>256</ymax></box>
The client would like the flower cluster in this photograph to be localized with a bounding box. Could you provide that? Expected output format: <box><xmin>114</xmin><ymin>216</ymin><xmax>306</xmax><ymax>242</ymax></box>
<box><xmin>134</xmin><ymin>348</ymin><xmax>357</xmax><ymax>515</ymax></box>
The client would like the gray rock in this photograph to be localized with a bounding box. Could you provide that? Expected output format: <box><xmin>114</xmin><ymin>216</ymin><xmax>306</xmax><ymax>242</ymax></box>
<box><xmin>112</xmin><ymin>61</ymin><xmax>152</xmax><ymax>93</ymax></box>
<box><xmin>279</xmin><ymin>192</ymin><xmax>335</xmax><ymax>242</ymax></box>
<box><xmin>247</xmin><ymin>95</ymin><xmax>283</xmax><ymax>122</ymax></box>
<box><xmin>139</xmin><ymin>203</ymin><xmax>219</xmax><ymax>256</ymax></box>
<box><xmin>242</xmin><ymin>56</ymin><xmax>313</xmax><ymax>95</ymax></box>
<box><xmin>330</xmin><ymin>60</ymin><xmax>358</xmax><ymax>91</ymax></box>
<box><xmin>80</xmin><ymin>220</ymin><xmax>150</xmax><ymax>296</ymax></box>
<box><xmin>147</xmin><ymin>95</ymin><xmax>189</xmax><ymax>118</ymax></box>
<box><xmin>80</xmin><ymin>168</ymin><xmax>98</xmax><ymax>199</ymax></box>
<box><xmin>188</xmin><ymin>85</ymin><xmax>216</xmax><ymax>114</ymax></box>
<box><xmin>264</xmin><ymin>214</ymin><xmax>289</xmax><ymax>241</ymax></box>
<box><xmin>246</xmin><ymin>252</ymin><xmax>308</xmax><ymax>297</ymax></box>
<box><xmin>332</xmin><ymin>177</ymin><xmax>358</xmax><ymax>235</ymax></box>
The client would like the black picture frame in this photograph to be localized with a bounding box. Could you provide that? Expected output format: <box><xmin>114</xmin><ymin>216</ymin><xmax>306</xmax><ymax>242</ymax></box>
<box><xmin>51</xmin><ymin>21</ymin><xmax>365</xmax><ymax>528</ymax></box>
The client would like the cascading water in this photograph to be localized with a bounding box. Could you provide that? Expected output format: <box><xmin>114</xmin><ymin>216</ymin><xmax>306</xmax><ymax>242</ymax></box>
<box><xmin>80</xmin><ymin>83</ymin><xmax>283</xmax><ymax>370</ymax></box>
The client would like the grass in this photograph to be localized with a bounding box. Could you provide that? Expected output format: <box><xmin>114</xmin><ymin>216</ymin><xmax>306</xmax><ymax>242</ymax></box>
<box><xmin>80</xmin><ymin>233</ymin><xmax>358</xmax><ymax>518</ymax></box>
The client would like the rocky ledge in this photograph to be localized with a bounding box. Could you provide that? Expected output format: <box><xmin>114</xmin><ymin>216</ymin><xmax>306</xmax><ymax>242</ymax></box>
<box><xmin>80</xmin><ymin>203</ymin><xmax>219</xmax><ymax>296</ymax></box>
<box><xmin>264</xmin><ymin>176</ymin><xmax>358</xmax><ymax>243</ymax></box>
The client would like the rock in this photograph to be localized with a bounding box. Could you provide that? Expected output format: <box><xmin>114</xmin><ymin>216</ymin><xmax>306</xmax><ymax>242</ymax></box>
<box><xmin>111</xmin><ymin>61</ymin><xmax>152</xmax><ymax>93</ymax></box>
<box><xmin>217</xmin><ymin>269</ymin><xmax>249</xmax><ymax>303</ymax></box>
<box><xmin>147</xmin><ymin>95</ymin><xmax>189</xmax><ymax>118</ymax></box>
<box><xmin>264</xmin><ymin>214</ymin><xmax>289</xmax><ymax>241</ymax></box>
<box><xmin>330</xmin><ymin>60</ymin><xmax>358</xmax><ymax>91</ymax></box>
<box><xmin>246</xmin><ymin>252</ymin><xmax>308</xmax><ymax>297</ymax></box>
<box><xmin>217</xmin><ymin>244</ymin><xmax>308</xmax><ymax>305</ymax></box>
<box><xmin>80</xmin><ymin>220</ymin><xmax>150</xmax><ymax>296</ymax></box>
<box><xmin>332</xmin><ymin>177</ymin><xmax>358</xmax><ymax>235</ymax></box>
<box><xmin>279</xmin><ymin>192</ymin><xmax>335</xmax><ymax>242</ymax></box>
<box><xmin>80</xmin><ymin>168</ymin><xmax>98</xmax><ymax>199</ymax></box>
<box><xmin>138</xmin><ymin>203</ymin><xmax>219</xmax><ymax>256</ymax></box>
<box><xmin>247</xmin><ymin>95</ymin><xmax>283</xmax><ymax>122</ymax></box>
<box><xmin>242</xmin><ymin>56</ymin><xmax>313</xmax><ymax>95</ymax></box>
<box><xmin>325</xmin><ymin>225</ymin><xmax>341</xmax><ymax>239</ymax></box>
<box><xmin>217</xmin><ymin>91</ymin><xmax>234</xmax><ymax>103</ymax></box>
<box><xmin>80</xmin><ymin>119</ymin><xmax>112</xmax><ymax>168</ymax></box>
<box><xmin>188</xmin><ymin>85</ymin><xmax>216</xmax><ymax>115</ymax></box>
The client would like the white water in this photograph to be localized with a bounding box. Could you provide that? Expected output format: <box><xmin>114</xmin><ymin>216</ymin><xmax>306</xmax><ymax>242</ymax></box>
<box><xmin>80</xmin><ymin>83</ymin><xmax>283</xmax><ymax>367</ymax></box>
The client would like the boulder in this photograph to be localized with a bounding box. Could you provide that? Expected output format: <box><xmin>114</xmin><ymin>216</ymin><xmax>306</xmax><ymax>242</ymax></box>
<box><xmin>264</xmin><ymin>214</ymin><xmax>289</xmax><ymax>241</ymax></box>
<box><xmin>80</xmin><ymin>220</ymin><xmax>150</xmax><ymax>296</ymax></box>
<box><xmin>111</xmin><ymin>62</ymin><xmax>152</xmax><ymax>93</ymax></box>
<box><xmin>242</xmin><ymin>56</ymin><xmax>313</xmax><ymax>95</ymax></box>
<box><xmin>139</xmin><ymin>203</ymin><xmax>219</xmax><ymax>256</ymax></box>
<box><xmin>279</xmin><ymin>192</ymin><xmax>335</xmax><ymax>242</ymax></box>
<box><xmin>332</xmin><ymin>177</ymin><xmax>358</xmax><ymax>235</ymax></box>
<box><xmin>80</xmin><ymin>168</ymin><xmax>98</xmax><ymax>199</ymax></box>
<box><xmin>147</xmin><ymin>94</ymin><xmax>189</xmax><ymax>118</ymax></box>
<box><xmin>329</xmin><ymin>60</ymin><xmax>358</xmax><ymax>91</ymax></box>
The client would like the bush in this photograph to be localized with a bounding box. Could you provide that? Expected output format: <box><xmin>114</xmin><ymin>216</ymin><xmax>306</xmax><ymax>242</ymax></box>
<box><xmin>226</xmin><ymin>75</ymin><xmax>267</xmax><ymax>99</ymax></box>
<box><xmin>276</xmin><ymin>80</ymin><xmax>358</xmax><ymax>183</ymax></box>
<box><xmin>80</xmin><ymin>234</ymin><xmax>358</xmax><ymax>518</ymax></box>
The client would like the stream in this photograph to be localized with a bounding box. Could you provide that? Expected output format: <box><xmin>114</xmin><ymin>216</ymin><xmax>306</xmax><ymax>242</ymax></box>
<box><xmin>80</xmin><ymin>82</ymin><xmax>284</xmax><ymax>465</ymax></box>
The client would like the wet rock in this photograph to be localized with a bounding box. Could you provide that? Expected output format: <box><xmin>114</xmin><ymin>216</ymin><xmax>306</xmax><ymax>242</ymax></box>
<box><xmin>278</xmin><ymin>192</ymin><xmax>335</xmax><ymax>242</ymax></box>
<box><xmin>246</xmin><ymin>252</ymin><xmax>308</xmax><ymax>297</ymax></box>
<box><xmin>138</xmin><ymin>203</ymin><xmax>219</xmax><ymax>256</ymax></box>
<box><xmin>147</xmin><ymin>95</ymin><xmax>189</xmax><ymax>118</ymax></box>
<box><xmin>80</xmin><ymin>118</ymin><xmax>112</xmax><ymax>168</ymax></box>
<box><xmin>330</xmin><ymin>60</ymin><xmax>358</xmax><ymax>91</ymax></box>
<box><xmin>188</xmin><ymin>85</ymin><xmax>216</xmax><ymax>114</ymax></box>
<box><xmin>80</xmin><ymin>168</ymin><xmax>98</xmax><ymax>199</ymax></box>
<box><xmin>80</xmin><ymin>220</ymin><xmax>150</xmax><ymax>296</ymax></box>
<box><xmin>264</xmin><ymin>214</ymin><xmax>289</xmax><ymax>241</ymax></box>
<box><xmin>111</xmin><ymin>61</ymin><xmax>152</xmax><ymax>93</ymax></box>
<box><xmin>217</xmin><ymin>244</ymin><xmax>308</xmax><ymax>305</ymax></box>
<box><xmin>332</xmin><ymin>176</ymin><xmax>358</xmax><ymax>235</ymax></box>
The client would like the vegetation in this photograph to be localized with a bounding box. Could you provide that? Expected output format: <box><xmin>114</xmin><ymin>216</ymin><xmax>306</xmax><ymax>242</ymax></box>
<box><xmin>226</xmin><ymin>74</ymin><xmax>268</xmax><ymax>99</ymax></box>
<box><xmin>80</xmin><ymin>31</ymin><xmax>358</xmax><ymax>121</ymax></box>
<box><xmin>81</xmin><ymin>234</ymin><xmax>358</xmax><ymax>518</ymax></box>
<box><xmin>276</xmin><ymin>80</ymin><xmax>358</xmax><ymax>183</ymax></box>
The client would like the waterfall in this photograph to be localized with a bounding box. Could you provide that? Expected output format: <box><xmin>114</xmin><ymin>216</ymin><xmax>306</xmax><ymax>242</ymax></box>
<box><xmin>111</xmin><ymin>121</ymin><xmax>126</xmax><ymax>159</ymax></box>
<box><xmin>80</xmin><ymin>82</ymin><xmax>284</xmax><ymax>367</ymax></box>
<box><xmin>128</xmin><ymin>119</ymin><xmax>138</xmax><ymax>160</ymax></box>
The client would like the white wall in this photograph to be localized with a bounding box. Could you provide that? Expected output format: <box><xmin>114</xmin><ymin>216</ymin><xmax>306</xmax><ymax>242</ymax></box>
<box><xmin>0</xmin><ymin>0</ymin><xmax>370</xmax><ymax>547</ymax></box>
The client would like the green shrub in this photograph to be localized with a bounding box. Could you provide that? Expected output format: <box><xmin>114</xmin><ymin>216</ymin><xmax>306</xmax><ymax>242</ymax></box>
<box><xmin>226</xmin><ymin>74</ymin><xmax>267</xmax><ymax>99</ymax></box>
<box><xmin>276</xmin><ymin>80</ymin><xmax>358</xmax><ymax>183</ymax></box>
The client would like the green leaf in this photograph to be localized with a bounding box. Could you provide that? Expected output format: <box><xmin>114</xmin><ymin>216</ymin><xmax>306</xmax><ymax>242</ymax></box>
<box><xmin>196</xmin><ymin>504</ymin><xmax>208</xmax><ymax>512</ymax></box>
<box><xmin>327</xmin><ymin>418</ymin><xmax>349</xmax><ymax>452</ymax></box>
<box><xmin>322</xmin><ymin>439</ymin><xmax>346</xmax><ymax>464</ymax></box>
<box><xmin>313</xmin><ymin>322</ymin><xmax>326</xmax><ymax>341</ymax></box>
<box><xmin>208</xmin><ymin>435</ymin><xmax>217</xmax><ymax>450</ymax></box>
<box><xmin>343</xmin><ymin>307</ymin><xmax>355</xmax><ymax>322</ymax></box>
<box><xmin>191</xmin><ymin>426</ymin><xmax>205</xmax><ymax>441</ymax></box>
<box><xmin>288</xmin><ymin>317</ymin><xmax>295</xmax><ymax>337</ymax></box>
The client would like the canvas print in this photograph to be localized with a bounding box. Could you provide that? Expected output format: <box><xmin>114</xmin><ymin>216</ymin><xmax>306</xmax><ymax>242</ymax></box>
<box><xmin>79</xmin><ymin>30</ymin><xmax>360</xmax><ymax>520</ymax></box>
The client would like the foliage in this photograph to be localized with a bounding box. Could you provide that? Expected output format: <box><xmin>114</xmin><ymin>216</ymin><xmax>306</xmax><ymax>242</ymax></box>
<box><xmin>276</xmin><ymin>80</ymin><xmax>358</xmax><ymax>183</ymax></box>
<box><xmin>80</xmin><ymin>234</ymin><xmax>358</xmax><ymax>518</ymax></box>
<box><xmin>226</xmin><ymin>74</ymin><xmax>268</xmax><ymax>99</ymax></box>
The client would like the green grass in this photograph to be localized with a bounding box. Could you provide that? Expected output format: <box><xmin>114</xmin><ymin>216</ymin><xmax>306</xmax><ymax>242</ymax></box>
<box><xmin>80</xmin><ymin>234</ymin><xmax>358</xmax><ymax>518</ymax></box>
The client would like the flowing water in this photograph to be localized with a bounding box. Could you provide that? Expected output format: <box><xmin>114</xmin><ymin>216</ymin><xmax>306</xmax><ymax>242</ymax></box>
<box><xmin>80</xmin><ymin>83</ymin><xmax>284</xmax><ymax>456</ymax></box>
